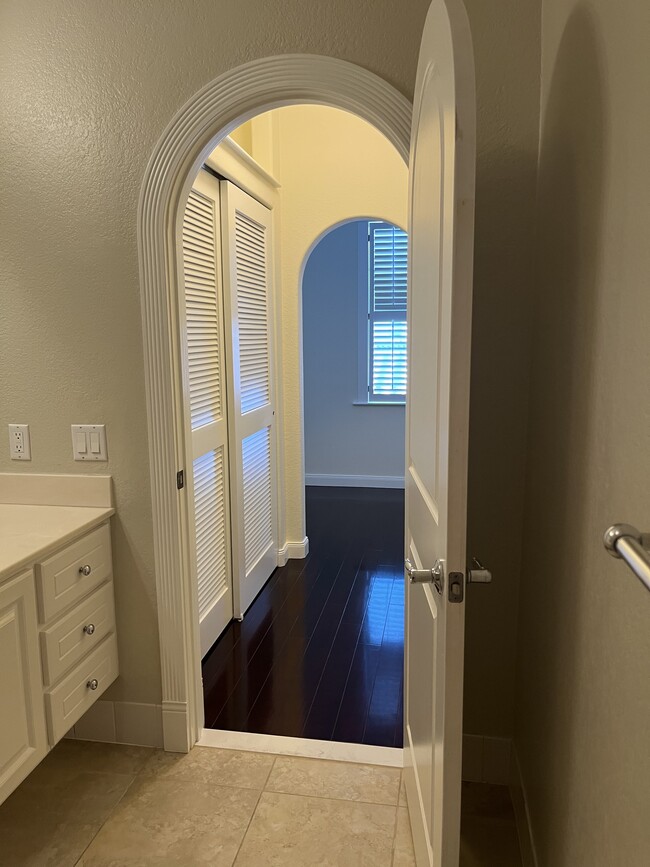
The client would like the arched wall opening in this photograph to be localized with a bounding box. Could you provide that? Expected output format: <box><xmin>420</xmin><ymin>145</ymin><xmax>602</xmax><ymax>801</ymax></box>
<box><xmin>137</xmin><ymin>55</ymin><xmax>411</xmax><ymax>751</ymax></box>
<box><xmin>301</xmin><ymin>218</ymin><xmax>407</xmax><ymax>490</ymax></box>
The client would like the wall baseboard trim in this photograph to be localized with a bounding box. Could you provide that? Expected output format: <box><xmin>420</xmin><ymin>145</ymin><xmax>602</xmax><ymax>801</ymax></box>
<box><xmin>277</xmin><ymin>536</ymin><xmax>309</xmax><ymax>566</ymax></box>
<box><xmin>305</xmin><ymin>473</ymin><xmax>405</xmax><ymax>489</ymax></box>
<box><xmin>69</xmin><ymin>700</ymin><xmax>163</xmax><ymax>749</ymax></box>
<box><xmin>509</xmin><ymin>745</ymin><xmax>538</xmax><ymax>867</ymax></box>
<box><xmin>198</xmin><ymin>728</ymin><xmax>403</xmax><ymax>767</ymax></box>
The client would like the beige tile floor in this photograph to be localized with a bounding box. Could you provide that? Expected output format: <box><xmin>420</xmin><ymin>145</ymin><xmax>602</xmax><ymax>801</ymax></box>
<box><xmin>0</xmin><ymin>741</ymin><xmax>521</xmax><ymax>866</ymax></box>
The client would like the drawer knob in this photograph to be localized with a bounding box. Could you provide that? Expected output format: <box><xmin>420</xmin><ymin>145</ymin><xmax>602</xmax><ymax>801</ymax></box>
<box><xmin>87</xmin><ymin>678</ymin><xmax>99</xmax><ymax>691</ymax></box>
<box><xmin>79</xmin><ymin>564</ymin><xmax>92</xmax><ymax>576</ymax></box>
<box><xmin>83</xmin><ymin>623</ymin><xmax>96</xmax><ymax>635</ymax></box>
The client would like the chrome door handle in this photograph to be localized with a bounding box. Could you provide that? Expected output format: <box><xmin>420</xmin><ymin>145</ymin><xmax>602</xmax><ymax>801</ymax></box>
<box><xmin>405</xmin><ymin>558</ymin><xmax>445</xmax><ymax>594</ymax></box>
<box><xmin>467</xmin><ymin>557</ymin><xmax>492</xmax><ymax>584</ymax></box>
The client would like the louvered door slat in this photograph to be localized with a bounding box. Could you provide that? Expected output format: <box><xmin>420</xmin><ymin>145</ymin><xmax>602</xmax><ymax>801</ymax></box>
<box><xmin>181</xmin><ymin>171</ymin><xmax>233</xmax><ymax>657</ymax></box>
<box><xmin>241</xmin><ymin>428</ymin><xmax>273</xmax><ymax>573</ymax></box>
<box><xmin>233</xmin><ymin>210</ymin><xmax>270</xmax><ymax>415</ymax></box>
<box><xmin>221</xmin><ymin>180</ymin><xmax>278</xmax><ymax>618</ymax></box>
<box><xmin>182</xmin><ymin>189</ymin><xmax>222</xmax><ymax>429</ymax></box>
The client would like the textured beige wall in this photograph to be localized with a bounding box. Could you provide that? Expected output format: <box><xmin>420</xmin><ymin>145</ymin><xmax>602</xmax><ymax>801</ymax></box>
<box><xmin>0</xmin><ymin>0</ymin><xmax>540</xmax><ymax>735</ymax></box>
<box><xmin>514</xmin><ymin>2</ymin><xmax>650</xmax><ymax>863</ymax></box>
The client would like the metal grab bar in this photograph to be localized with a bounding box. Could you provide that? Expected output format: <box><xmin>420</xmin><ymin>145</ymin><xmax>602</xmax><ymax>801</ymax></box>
<box><xmin>603</xmin><ymin>524</ymin><xmax>650</xmax><ymax>592</ymax></box>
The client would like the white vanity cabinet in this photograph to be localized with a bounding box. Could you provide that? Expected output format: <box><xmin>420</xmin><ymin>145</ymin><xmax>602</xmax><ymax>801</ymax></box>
<box><xmin>0</xmin><ymin>569</ymin><xmax>48</xmax><ymax>804</ymax></box>
<box><xmin>0</xmin><ymin>516</ymin><xmax>117</xmax><ymax>805</ymax></box>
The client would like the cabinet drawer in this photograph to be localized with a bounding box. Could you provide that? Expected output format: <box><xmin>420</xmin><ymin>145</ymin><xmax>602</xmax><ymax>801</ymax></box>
<box><xmin>45</xmin><ymin>633</ymin><xmax>118</xmax><ymax>746</ymax></box>
<box><xmin>40</xmin><ymin>582</ymin><xmax>115</xmax><ymax>686</ymax></box>
<box><xmin>36</xmin><ymin>523</ymin><xmax>112</xmax><ymax>622</ymax></box>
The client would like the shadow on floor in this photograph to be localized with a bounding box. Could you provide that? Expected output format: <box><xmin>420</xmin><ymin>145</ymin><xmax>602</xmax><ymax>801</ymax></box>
<box><xmin>461</xmin><ymin>782</ymin><xmax>523</xmax><ymax>866</ymax></box>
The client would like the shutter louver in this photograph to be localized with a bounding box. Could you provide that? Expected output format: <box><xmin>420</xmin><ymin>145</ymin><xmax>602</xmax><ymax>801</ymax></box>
<box><xmin>372</xmin><ymin>320</ymin><xmax>408</xmax><ymax>395</ymax></box>
<box><xmin>241</xmin><ymin>426</ymin><xmax>273</xmax><ymax>573</ymax></box>
<box><xmin>182</xmin><ymin>190</ymin><xmax>222</xmax><ymax>429</ymax></box>
<box><xmin>368</xmin><ymin>222</ymin><xmax>408</xmax><ymax>401</ymax></box>
<box><xmin>371</xmin><ymin>225</ymin><xmax>408</xmax><ymax>313</ymax></box>
<box><xmin>193</xmin><ymin>448</ymin><xmax>228</xmax><ymax>620</ymax></box>
<box><xmin>234</xmin><ymin>211</ymin><xmax>270</xmax><ymax>414</ymax></box>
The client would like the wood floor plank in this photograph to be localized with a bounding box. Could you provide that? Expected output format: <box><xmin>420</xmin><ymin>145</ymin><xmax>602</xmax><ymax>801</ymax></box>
<box><xmin>203</xmin><ymin>486</ymin><xmax>405</xmax><ymax>746</ymax></box>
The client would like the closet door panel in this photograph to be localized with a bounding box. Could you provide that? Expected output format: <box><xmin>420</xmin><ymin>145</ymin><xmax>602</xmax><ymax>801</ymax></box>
<box><xmin>221</xmin><ymin>181</ymin><xmax>278</xmax><ymax>617</ymax></box>
<box><xmin>181</xmin><ymin>171</ymin><xmax>233</xmax><ymax>656</ymax></box>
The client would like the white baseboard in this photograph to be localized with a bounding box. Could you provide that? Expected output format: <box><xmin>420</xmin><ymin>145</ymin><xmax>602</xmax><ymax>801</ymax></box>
<box><xmin>509</xmin><ymin>745</ymin><xmax>538</xmax><ymax>867</ymax></box>
<box><xmin>277</xmin><ymin>536</ymin><xmax>310</xmax><ymax>567</ymax></box>
<box><xmin>462</xmin><ymin>734</ymin><xmax>512</xmax><ymax>785</ymax></box>
<box><xmin>198</xmin><ymin>729</ymin><xmax>403</xmax><ymax>768</ymax></box>
<box><xmin>70</xmin><ymin>700</ymin><xmax>163</xmax><ymax>748</ymax></box>
<box><xmin>305</xmin><ymin>473</ymin><xmax>405</xmax><ymax>489</ymax></box>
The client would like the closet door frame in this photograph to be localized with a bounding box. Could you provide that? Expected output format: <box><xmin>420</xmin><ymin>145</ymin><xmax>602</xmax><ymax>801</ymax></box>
<box><xmin>140</xmin><ymin>58</ymin><xmax>410</xmax><ymax>752</ymax></box>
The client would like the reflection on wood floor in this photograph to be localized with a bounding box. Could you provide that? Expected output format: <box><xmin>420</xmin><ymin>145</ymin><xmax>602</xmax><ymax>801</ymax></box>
<box><xmin>202</xmin><ymin>486</ymin><xmax>405</xmax><ymax>747</ymax></box>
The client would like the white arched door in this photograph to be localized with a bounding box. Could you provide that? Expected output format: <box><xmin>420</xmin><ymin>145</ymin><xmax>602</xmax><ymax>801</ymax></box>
<box><xmin>403</xmin><ymin>0</ymin><xmax>476</xmax><ymax>864</ymax></box>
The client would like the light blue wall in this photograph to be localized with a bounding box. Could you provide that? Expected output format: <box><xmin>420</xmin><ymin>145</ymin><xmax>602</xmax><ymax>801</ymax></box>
<box><xmin>302</xmin><ymin>221</ymin><xmax>405</xmax><ymax>484</ymax></box>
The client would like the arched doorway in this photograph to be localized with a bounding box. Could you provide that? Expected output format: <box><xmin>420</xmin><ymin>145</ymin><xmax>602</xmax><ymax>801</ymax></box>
<box><xmin>137</xmin><ymin>55</ymin><xmax>411</xmax><ymax>753</ymax></box>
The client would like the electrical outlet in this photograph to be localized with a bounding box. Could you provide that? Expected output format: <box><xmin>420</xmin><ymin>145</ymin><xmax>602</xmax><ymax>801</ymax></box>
<box><xmin>9</xmin><ymin>424</ymin><xmax>31</xmax><ymax>460</ymax></box>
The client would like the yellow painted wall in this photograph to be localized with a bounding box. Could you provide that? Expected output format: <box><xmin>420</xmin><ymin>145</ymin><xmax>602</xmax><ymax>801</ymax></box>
<box><xmin>229</xmin><ymin>121</ymin><xmax>253</xmax><ymax>156</ymax></box>
<box><xmin>264</xmin><ymin>104</ymin><xmax>408</xmax><ymax>547</ymax></box>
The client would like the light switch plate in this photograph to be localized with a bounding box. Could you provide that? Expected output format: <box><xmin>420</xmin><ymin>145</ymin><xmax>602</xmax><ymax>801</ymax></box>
<box><xmin>9</xmin><ymin>424</ymin><xmax>31</xmax><ymax>460</ymax></box>
<box><xmin>71</xmin><ymin>424</ymin><xmax>108</xmax><ymax>461</ymax></box>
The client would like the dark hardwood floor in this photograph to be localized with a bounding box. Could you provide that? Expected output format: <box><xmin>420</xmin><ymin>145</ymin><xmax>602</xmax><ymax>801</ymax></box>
<box><xmin>202</xmin><ymin>486</ymin><xmax>405</xmax><ymax>747</ymax></box>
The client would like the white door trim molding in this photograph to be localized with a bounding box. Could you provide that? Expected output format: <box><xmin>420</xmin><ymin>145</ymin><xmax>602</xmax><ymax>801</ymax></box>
<box><xmin>137</xmin><ymin>54</ymin><xmax>411</xmax><ymax>752</ymax></box>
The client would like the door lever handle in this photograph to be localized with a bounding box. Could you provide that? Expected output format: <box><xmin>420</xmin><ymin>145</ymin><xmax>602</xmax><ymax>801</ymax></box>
<box><xmin>467</xmin><ymin>557</ymin><xmax>492</xmax><ymax>584</ymax></box>
<box><xmin>405</xmin><ymin>558</ymin><xmax>445</xmax><ymax>594</ymax></box>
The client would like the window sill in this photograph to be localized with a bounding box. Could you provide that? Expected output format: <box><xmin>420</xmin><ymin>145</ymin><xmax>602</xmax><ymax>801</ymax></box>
<box><xmin>352</xmin><ymin>400</ymin><xmax>406</xmax><ymax>407</ymax></box>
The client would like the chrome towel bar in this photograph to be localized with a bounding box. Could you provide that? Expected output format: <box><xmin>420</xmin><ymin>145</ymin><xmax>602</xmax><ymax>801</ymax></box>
<box><xmin>603</xmin><ymin>524</ymin><xmax>650</xmax><ymax>593</ymax></box>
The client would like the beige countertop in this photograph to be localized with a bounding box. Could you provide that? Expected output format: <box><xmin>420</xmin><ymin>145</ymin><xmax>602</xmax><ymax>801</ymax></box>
<box><xmin>0</xmin><ymin>503</ymin><xmax>114</xmax><ymax>583</ymax></box>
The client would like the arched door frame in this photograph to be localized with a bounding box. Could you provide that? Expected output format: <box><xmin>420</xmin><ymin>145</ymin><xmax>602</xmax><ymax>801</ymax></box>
<box><xmin>137</xmin><ymin>54</ymin><xmax>411</xmax><ymax>752</ymax></box>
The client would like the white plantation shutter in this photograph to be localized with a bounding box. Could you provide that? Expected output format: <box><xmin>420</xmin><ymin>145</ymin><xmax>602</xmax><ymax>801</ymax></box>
<box><xmin>181</xmin><ymin>172</ymin><xmax>233</xmax><ymax>657</ymax></box>
<box><xmin>221</xmin><ymin>180</ymin><xmax>278</xmax><ymax>618</ymax></box>
<box><xmin>371</xmin><ymin>319</ymin><xmax>408</xmax><ymax>395</ymax></box>
<box><xmin>368</xmin><ymin>221</ymin><xmax>408</xmax><ymax>402</ymax></box>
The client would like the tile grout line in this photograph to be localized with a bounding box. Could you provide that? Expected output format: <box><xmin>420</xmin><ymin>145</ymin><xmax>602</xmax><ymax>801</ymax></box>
<box><xmin>257</xmin><ymin>785</ymin><xmax>401</xmax><ymax>810</ymax></box>
<box><xmin>390</xmin><ymin>795</ymin><xmax>401</xmax><ymax>867</ymax></box>
<box><xmin>232</xmin><ymin>756</ymin><xmax>278</xmax><ymax>865</ymax></box>
<box><xmin>72</xmin><ymin>769</ymin><xmax>142</xmax><ymax>866</ymax></box>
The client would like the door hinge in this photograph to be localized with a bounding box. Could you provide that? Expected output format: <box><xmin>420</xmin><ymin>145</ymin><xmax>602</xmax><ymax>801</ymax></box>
<box><xmin>176</xmin><ymin>469</ymin><xmax>185</xmax><ymax>490</ymax></box>
<box><xmin>448</xmin><ymin>571</ymin><xmax>464</xmax><ymax>603</ymax></box>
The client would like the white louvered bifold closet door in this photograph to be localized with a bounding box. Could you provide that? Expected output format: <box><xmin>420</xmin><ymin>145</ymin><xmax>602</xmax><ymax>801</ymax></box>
<box><xmin>180</xmin><ymin>169</ymin><xmax>233</xmax><ymax>657</ymax></box>
<box><xmin>220</xmin><ymin>180</ymin><xmax>278</xmax><ymax>618</ymax></box>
